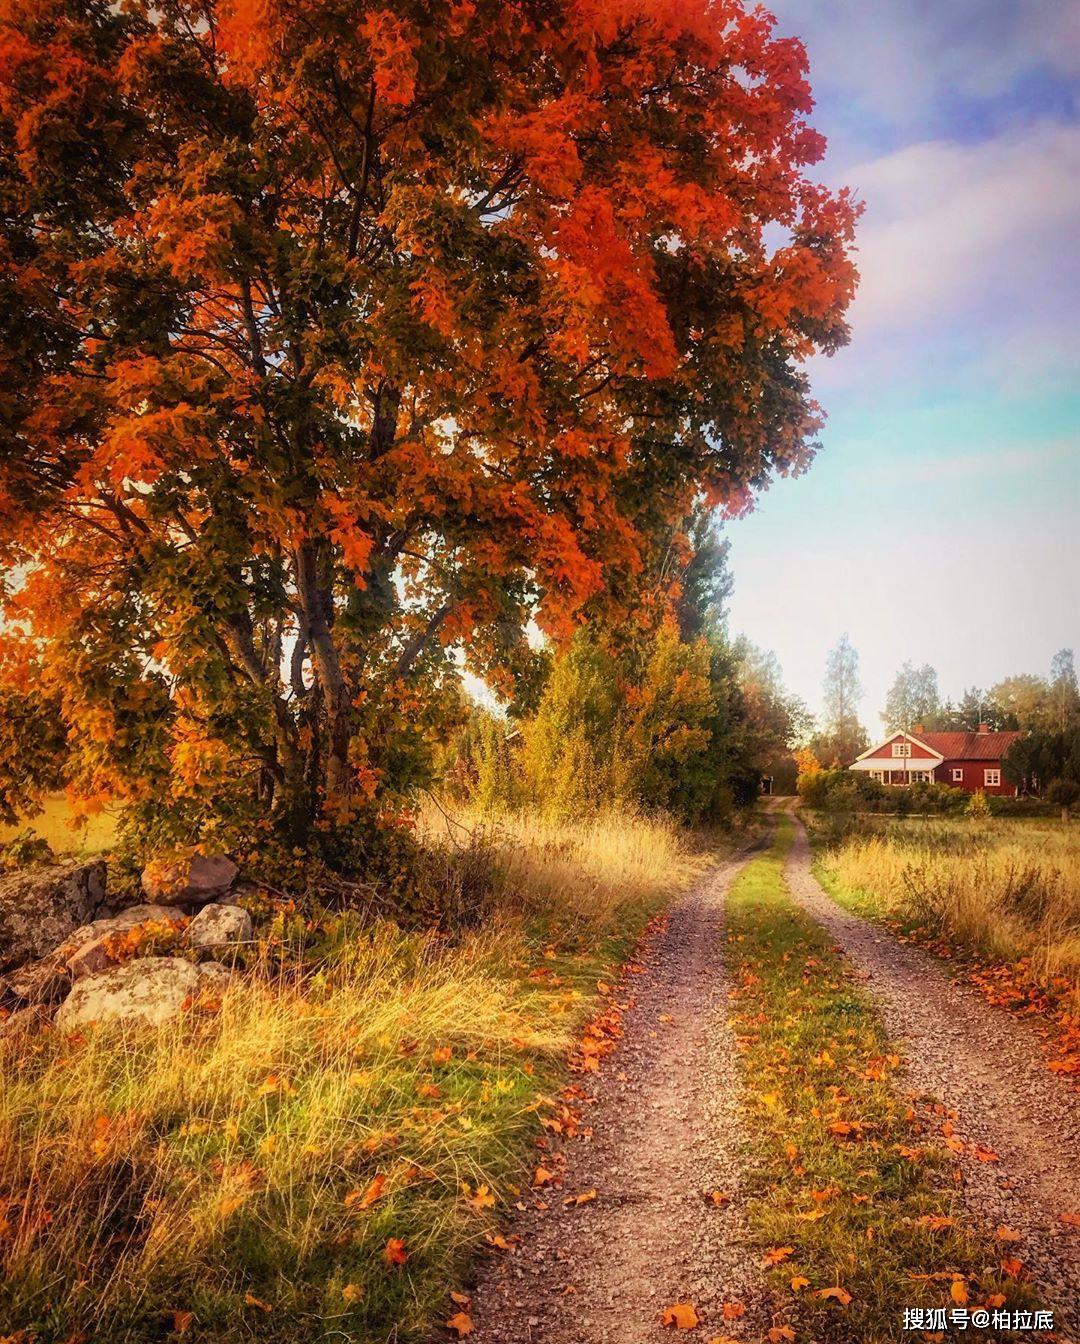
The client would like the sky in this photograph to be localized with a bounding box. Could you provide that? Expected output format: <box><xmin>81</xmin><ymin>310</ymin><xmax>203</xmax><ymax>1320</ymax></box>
<box><xmin>723</xmin><ymin>0</ymin><xmax>1080</xmax><ymax>728</ymax></box>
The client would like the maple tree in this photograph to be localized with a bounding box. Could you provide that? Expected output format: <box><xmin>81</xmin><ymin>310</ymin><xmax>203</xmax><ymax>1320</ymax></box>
<box><xmin>0</xmin><ymin>0</ymin><xmax>857</xmax><ymax>844</ymax></box>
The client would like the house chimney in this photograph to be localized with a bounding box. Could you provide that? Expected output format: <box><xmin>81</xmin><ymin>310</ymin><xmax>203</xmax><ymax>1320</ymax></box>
<box><xmin>977</xmin><ymin>722</ymin><xmax>989</xmax><ymax>734</ymax></box>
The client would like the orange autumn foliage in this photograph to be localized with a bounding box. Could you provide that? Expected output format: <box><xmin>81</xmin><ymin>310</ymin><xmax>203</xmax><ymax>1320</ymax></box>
<box><xmin>0</xmin><ymin>0</ymin><xmax>857</xmax><ymax>842</ymax></box>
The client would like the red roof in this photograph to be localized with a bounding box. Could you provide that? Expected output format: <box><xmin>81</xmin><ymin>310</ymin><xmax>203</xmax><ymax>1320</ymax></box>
<box><xmin>916</xmin><ymin>730</ymin><xmax>1022</xmax><ymax>761</ymax></box>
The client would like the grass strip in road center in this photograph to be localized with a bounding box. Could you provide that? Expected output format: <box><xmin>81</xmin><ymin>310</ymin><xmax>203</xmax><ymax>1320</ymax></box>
<box><xmin>722</xmin><ymin>815</ymin><xmax>1039</xmax><ymax>1343</ymax></box>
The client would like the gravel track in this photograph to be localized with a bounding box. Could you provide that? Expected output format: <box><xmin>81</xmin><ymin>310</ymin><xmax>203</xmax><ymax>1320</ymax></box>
<box><xmin>467</xmin><ymin>834</ymin><xmax>773</xmax><ymax>1344</ymax></box>
<box><xmin>783</xmin><ymin>805</ymin><xmax>1080</xmax><ymax>1339</ymax></box>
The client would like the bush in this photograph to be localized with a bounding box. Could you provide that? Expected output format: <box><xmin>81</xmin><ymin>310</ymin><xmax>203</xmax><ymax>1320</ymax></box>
<box><xmin>798</xmin><ymin>771</ymin><xmax>968</xmax><ymax>816</ymax></box>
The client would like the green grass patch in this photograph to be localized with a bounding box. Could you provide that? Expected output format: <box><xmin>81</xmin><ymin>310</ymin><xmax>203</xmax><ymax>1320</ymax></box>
<box><xmin>724</xmin><ymin>815</ymin><xmax>1038</xmax><ymax>1343</ymax></box>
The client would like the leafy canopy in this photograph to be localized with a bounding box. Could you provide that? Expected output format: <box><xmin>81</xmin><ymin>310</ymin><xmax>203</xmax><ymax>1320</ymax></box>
<box><xmin>0</xmin><ymin>0</ymin><xmax>858</xmax><ymax>843</ymax></box>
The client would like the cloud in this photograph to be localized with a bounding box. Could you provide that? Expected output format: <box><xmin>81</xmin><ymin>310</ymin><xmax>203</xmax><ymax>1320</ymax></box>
<box><xmin>809</xmin><ymin>122</ymin><xmax>1080</xmax><ymax>394</ymax></box>
<box><xmin>771</xmin><ymin>0</ymin><xmax>1080</xmax><ymax>133</ymax></box>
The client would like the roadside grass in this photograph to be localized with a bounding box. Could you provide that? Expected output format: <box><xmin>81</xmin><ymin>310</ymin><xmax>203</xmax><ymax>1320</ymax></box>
<box><xmin>725</xmin><ymin>816</ymin><xmax>1037</xmax><ymax>1343</ymax></box>
<box><xmin>809</xmin><ymin>814</ymin><xmax>1080</xmax><ymax>1079</ymax></box>
<box><xmin>0</xmin><ymin>805</ymin><xmax>712</xmax><ymax>1344</ymax></box>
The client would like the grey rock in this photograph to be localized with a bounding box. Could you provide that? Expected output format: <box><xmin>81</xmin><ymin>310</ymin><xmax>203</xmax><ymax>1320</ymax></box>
<box><xmin>196</xmin><ymin>961</ymin><xmax>233</xmax><ymax>991</ymax></box>
<box><xmin>1</xmin><ymin>955</ymin><xmax>70</xmax><ymax>1005</ymax></box>
<box><xmin>141</xmin><ymin>853</ymin><xmax>238</xmax><ymax>905</ymax></box>
<box><xmin>0</xmin><ymin>859</ymin><xmax>107</xmax><ymax>969</ymax></box>
<box><xmin>186</xmin><ymin>903</ymin><xmax>251</xmax><ymax>950</ymax></box>
<box><xmin>65</xmin><ymin>905</ymin><xmax>186</xmax><ymax>980</ymax></box>
<box><xmin>55</xmin><ymin>957</ymin><xmax>203</xmax><ymax>1031</ymax></box>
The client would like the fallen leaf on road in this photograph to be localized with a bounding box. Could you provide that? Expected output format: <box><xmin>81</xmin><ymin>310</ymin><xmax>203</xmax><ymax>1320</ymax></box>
<box><xmin>721</xmin><ymin>1300</ymin><xmax>745</xmax><ymax>1319</ymax></box>
<box><xmin>768</xmin><ymin>1328</ymin><xmax>797</xmax><ymax>1343</ymax></box>
<box><xmin>532</xmin><ymin>1166</ymin><xmax>554</xmax><ymax>1187</ymax></box>
<box><xmin>446</xmin><ymin>1311</ymin><xmax>474</xmax><ymax>1337</ymax></box>
<box><xmin>563</xmin><ymin>1189</ymin><xmax>597</xmax><ymax>1206</ymax></box>
<box><xmin>660</xmin><ymin>1302</ymin><xmax>699</xmax><ymax>1330</ymax></box>
<box><xmin>1060</xmin><ymin>1211</ymin><xmax>1080</xmax><ymax>1227</ymax></box>
<box><xmin>996</xmin><ymin>1225</ymin><xmax>1021</xmax><ymax>1242</ymax></box>
<box><xmin>706</xmin><ymin>1190</ymin><xmax>730</xmax><ymax>1206</ymax></box>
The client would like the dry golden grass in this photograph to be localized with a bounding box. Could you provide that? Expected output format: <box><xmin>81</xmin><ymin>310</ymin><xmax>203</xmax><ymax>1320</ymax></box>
<box><xmin>0</xmin><ymin>803</ymin><xmax>713</xmax><ymax>1343</ymax></box>
<box><xmin>817</xmin><ymin>817</ymin><xmax>1080</xmax><ymax>1000</ymax></box>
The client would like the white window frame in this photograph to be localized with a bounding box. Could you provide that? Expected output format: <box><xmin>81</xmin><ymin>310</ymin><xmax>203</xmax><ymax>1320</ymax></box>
<box><xmin>910</xmin><ymin>770</ymin><xmax>931</xmax><ymax>784</ymax></box>
<box><xmin>891</xmin><ymin>741</ymin><xmax>911</xmax><ymax>758</ymax></box>
<box><xmin>984</xmin><ymin>768</ymin><xmax>1001</xmax><ymax>787</ymax></box>
<box><xmin>869</xmin><ymin>770</ymin><xmax>884</xmax><ymax>782</ymax></box>
<box><xmin>951</xmin><ymin>767</ymin><xmax>964</xmax><ymax>782</ymax></box>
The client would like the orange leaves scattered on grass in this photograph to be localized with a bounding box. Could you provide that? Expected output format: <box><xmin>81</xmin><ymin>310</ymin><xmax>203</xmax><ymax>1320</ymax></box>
<box><xmin>762</xmin><ymin>1246</ymin><xmax>794</xmax><ymax>1266</ymax></box>
<box><xmin>344</xmin><ymin>1174</ymin><xmax>385</xmax><ymax>1210</ymax></box>
<box><xmin>660</xmin><ymin>1302</ymin><xmax>699</xmax><ymax>1330</ymax></box>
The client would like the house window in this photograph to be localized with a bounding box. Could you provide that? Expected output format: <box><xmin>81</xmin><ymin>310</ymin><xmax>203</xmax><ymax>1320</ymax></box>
<box><xmin>910</xmin><ymin>770</ymin><xmax>931</xmax><ymax>783</ymax></box>
<box><xmin>869</xmin><ymin>770</ymin><xmax>884</xmax><ymax>782</ymax></box>
<box><xmin>984</xmin><ymin>768</ymin><xmax>1001</xmax><ymax>787</ymax></box>
<box><xmin>891</xmin><ymin>742</ymin><xmax>911</xmax><ymax>758</ymax></box>
<box><xmin>951</xmin><ymin>767</ymin><xmax>964</xmax><ymax>782</ymax></box>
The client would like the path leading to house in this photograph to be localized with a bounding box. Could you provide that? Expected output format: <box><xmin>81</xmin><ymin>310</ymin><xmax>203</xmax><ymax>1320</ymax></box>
<box><xmin>782</xmin><ymin>802</ymin><xmax>1080</xmax><ymax>1337</ymax></box>
<box><xmin>469</xmin><ymin>828</ymin><xmax>774</xmax><ymax>1344</ymax></box>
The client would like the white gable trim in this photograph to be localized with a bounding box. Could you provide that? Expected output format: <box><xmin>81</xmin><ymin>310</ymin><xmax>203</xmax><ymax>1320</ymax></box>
<box><xmin>852</xmin><ymin>730</ymin><xmax>944</xmax><ymax>765</ymax></box>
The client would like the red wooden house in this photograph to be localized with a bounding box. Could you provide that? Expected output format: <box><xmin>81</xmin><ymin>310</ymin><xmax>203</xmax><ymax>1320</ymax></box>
<box><xmin>848</xmin><ymin>725</ymin><xmax>1023</xmax><ymax>795</ymax></box>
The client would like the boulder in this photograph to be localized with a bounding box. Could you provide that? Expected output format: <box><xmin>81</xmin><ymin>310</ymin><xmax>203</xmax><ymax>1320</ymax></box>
<box><xmin>141</xmin><ymin>853</ymin><xmax>238</xmax><ymax>906</ymax></box>
<box><xmin>0</xmin><ymin>859</ymin><xmax>107</xmax><ymax>970</ymax></box>
<box><xmin>196</xmin><ymin>961</ymin><xmax>233</xmax><ymax>992</ymax></box>
<box><xmin>186</xmin><ymin>903</ymin><xmax>252</xmax><ymax>950</ymax></box>
<box><xmin>65</xmin><ymin>905</ymin><xmax>187</xmax><ymax>980</ymax></box>
<box><xmin>55</xmin><ymin>957</ymin><xmax>204</xmax><ymax>1031</ymax></box>
<box><xmin>1</xmin><ymin>955</ymin><xmax>71</xmax><ymax>1006</ymax></box>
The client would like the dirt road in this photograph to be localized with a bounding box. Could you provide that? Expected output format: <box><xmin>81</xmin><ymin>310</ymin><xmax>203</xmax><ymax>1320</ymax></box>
<box><xmin>783</xmin><ymin>805</ymin><xmax>1080</xmax><ymax>1337</ymax></box>
<box><xmin>469</xmin><ymin>834</ymin><xmax>772</xmax><ymax>1344</ymax></box>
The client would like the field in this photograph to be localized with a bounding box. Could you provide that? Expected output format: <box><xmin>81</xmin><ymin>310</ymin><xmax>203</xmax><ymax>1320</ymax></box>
<box><xmin>0</xmin><ymin>795</ymin><xmax>119</xmax><ymax>857</ymax></box>
<box><xmin>812</xmin><ymin>815</ymin><xmax>1080</xmax><ymax>1010</ymax></box>
<box><xmin>0</xmin><ymin>805</ymin><xmax>716</xmax><ymax>1343</ymax></box>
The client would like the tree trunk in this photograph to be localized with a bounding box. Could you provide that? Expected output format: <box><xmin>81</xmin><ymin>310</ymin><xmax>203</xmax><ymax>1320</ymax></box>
<box><xmin>294</xmin><ymin>541</ymin><xmax>353</xmax><ymax>809</ymax></box>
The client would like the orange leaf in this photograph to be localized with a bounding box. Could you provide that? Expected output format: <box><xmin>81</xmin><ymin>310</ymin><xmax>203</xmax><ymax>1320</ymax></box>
<box><xmin>721</xmin><ymin>1300</ymin><xmax>745</xmax><ymax>1320</ymax></box>
<box><xmin>763</xmin><ymin>1246</ymin><xmax>794</xmax><ymax>1266</ymax></box>
<box><xmin>660</xmin><ymin>1302</ymin><xmax>699</xmax><ymax>1330</ymax></box>
<box><xmin>171</xmin><ymin>1310</ymin><xmax>194</xmax><ymax>1335</ymax></box>
<box><xmin>563</xmin><ymin>1189</ymin><xmax>597</xmax><ymax>1206</ymax></box>
<box><xmin>466</xmin><ymin>1183</ymin><xmax>496</xmax><ymax>1211</ymax></box>
<box><xmin>383</xmin><ymin>1237</ymin><xmax>409</xmax><ymax>1266</ymax></box>
<box><xmin>1060</xmin><ymin>1211</ymin><xmax>1080</xmax><ymax>1227</ymax></box>
<box><xmin>817</xmin><ymin>1286</ymin><xmax>852</xmax><ymax>1306</ymax></box>
<box><xmin>707</xmin><ymin>1190</ymin><xmax>730</xmax><ymax>1207</ymax></box>
<box><xmin>244</xmin><ymin>1293</ymin><xmax>272</xmax><ymax>1312</ymax></box>
<box><xmin>341</xmin><ymin>1284</ymin><xmax>363</xmax><ymax>1304</ymax></box>
<box><xmin>532</xmin><ymin>1166</ymin><xmax>554</xmax><ymax>1187</ymax></box>
<box><xmin>446</xmin><ymin>1311</ymin><xmax>474</xmax><ymax>1337</ymax></box>
<box><xmin>768</xmin><ymin>1329</ymin><xmax>797</xmax><ymax>1343</ymax></box>
<box><xmin>345</xmin><ymin>1174</ymin><xmax>386</xmax><ymax>1209</ymax></box>
<box><xmin>950</xmin><ymin>1280</ymin><xmax>968</xmax><ymax>1306</ymax></box>
<box><xmin>790</xmin><ymin>1276</ymin><xmax>809</xmax><ymax>1292</ymax></box>
<box><xmin>996</xmin><ymin>1224</ymin><xmax>1021</xmax><ymax>1242</ymax></box>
